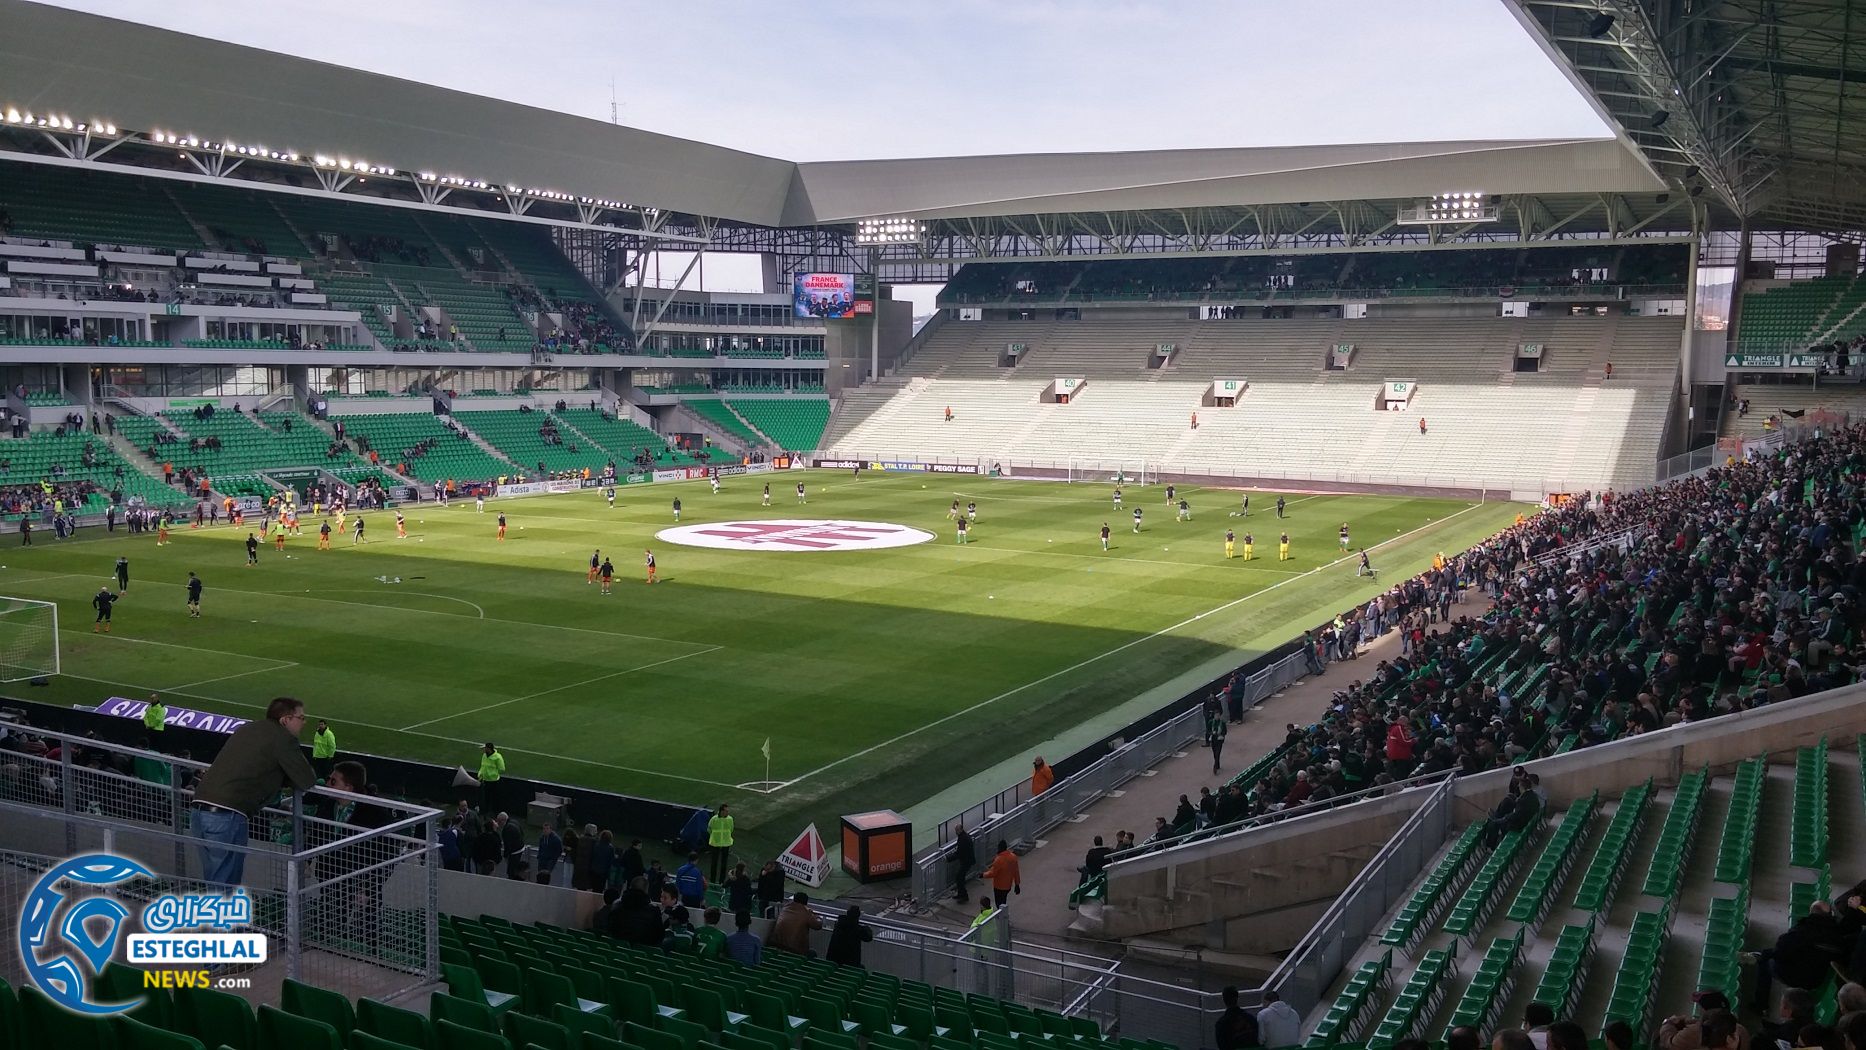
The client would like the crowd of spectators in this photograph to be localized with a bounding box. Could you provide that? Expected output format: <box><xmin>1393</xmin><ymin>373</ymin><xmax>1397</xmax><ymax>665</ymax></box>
<box><xmin>1126</xmin><ymin>423</ymin><xmax>1866</xmax><ymax>856</ymax></box>
<box><xmin>346</xmin><ymin>234</ymin><xmax>431</xmax><ymax>267</ymax></box>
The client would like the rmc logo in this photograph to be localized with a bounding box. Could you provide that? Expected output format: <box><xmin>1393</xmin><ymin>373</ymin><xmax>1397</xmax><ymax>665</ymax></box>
<box><xmin>18</xmin><ymin>853</ymin><xmax>265</xmax><ymax>1015</ymax></box>
<box><xmin>657</xmin><ymin>519</ymin><xmax>935</xmax><ymax>552</ymax></box>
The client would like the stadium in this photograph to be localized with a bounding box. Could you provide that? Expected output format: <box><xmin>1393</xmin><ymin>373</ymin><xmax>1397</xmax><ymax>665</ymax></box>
<box><xmin>0</xmin><ymin>0</ymin><xmax>1865</xmax><ymax>1048</ymax></box>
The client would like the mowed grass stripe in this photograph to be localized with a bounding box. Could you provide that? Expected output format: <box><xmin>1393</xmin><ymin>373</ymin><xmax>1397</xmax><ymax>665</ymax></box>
<box><xmin>3</xmin><ymin>471</ymin><xmax>1521</xmax><ymax>844</ymax></box>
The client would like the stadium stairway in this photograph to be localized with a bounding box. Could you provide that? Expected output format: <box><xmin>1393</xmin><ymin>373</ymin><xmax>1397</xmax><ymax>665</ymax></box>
<box><xmin>994</xmin><ymin>596</ymin><xmax>1490</xmax><ymax>952</ymax></box>
<box><xmin>1299</xmin><ymin>743</ymin><xmax>1865</xmax><ymax>1048</ymax></box>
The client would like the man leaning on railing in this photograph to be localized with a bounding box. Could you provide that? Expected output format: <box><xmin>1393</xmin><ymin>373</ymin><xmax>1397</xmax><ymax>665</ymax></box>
<box><xmin>189</xmin><ymin>696</ymin><xmax>317</xmax><ymax>887</ymax></box>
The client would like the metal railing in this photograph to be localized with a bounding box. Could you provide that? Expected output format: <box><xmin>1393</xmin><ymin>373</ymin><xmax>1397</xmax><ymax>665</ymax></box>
<box><xmin>909</xmin><ymin>646</ymin><xmax>1313</xmax><ymax>908</ymax></box>
<box><xmin>0</xmin><ymin>724</ymin><xmax>441</xmax><ymax>1005</ymax></box>
<box><xmin>1529</xmin><ymin>522</ymin><xmax>1650</xmax><ymax>568</ymax></box>
<box><xmin>1263</xmin><ymin>774</ymin><xmax>1457</xmax><ymax>1013</ymax></box>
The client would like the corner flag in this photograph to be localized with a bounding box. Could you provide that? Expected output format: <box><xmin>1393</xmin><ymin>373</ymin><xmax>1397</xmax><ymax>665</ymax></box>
<box><xmin>761</xmin><ymin>738</ymin><xmax>771</xmax><ymax>761</ymax></box>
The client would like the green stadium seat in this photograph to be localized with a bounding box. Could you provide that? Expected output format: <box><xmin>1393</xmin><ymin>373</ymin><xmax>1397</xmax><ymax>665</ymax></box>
<box><xmin>284</xmin><ymin>977</ymin><xmax>358</xmax><ymax>1041</ymax></box>
<box><xmin>435</xmin><ymin>1018</ymin><xmax>515</xmax><ymax>1050</ymax></box>
<box><xmin>258</xmin><ymin>1004</ymin><xmax>344</xmax><ymax>1050</ymax></box>
<box><xmin>357</xmin><ymin>997</ymin><xmax>434</xmax><ymax>1049</ymax></box>
<box><xmin>174</xmin><ymin>985</ymin><xmax>258</xmax><ymax>1050</ymax></box>
<box><xmin>115</xmin><ymin>1015</ymin><xmax>206</xmax><ymax>1050</ymax></box>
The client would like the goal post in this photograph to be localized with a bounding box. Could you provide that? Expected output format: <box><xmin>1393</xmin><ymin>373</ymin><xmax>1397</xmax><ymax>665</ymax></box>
<box><xmin>1066</xmin><ymin>459</ymin><xmax>1153</xmax><ymax>485</ymax></box>
<box><xmin>0</xmin><ymin>596</ymin><xmax>59</xmax><ymax>681</ymax></box>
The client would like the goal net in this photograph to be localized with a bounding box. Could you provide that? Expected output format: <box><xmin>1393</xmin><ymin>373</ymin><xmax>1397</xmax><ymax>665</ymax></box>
<box><xmin>1066</xmin><ymin>459</ymin><xmax>1155</xmax><ymax>485</ymax></box>
<box><xmin>0</xmin><ymin>596</ymin><xmax>59</xmax><ymax>681</ymax></box>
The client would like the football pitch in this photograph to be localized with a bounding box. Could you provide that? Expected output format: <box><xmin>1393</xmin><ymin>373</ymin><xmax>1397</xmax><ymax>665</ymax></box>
<box><xmin>0</xmin><ymin>470</ymin><xmax>1522</xmax><ymax>851</ymax></box>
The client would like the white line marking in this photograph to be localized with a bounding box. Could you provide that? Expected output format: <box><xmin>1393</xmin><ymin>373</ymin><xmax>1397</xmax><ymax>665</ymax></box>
<box><xmin>957</xmin><ymin>544</ymin><xmax>1310</xmax><ymax>573</ymax></box>
<box><xmin>56</xmin><ymin>671</ymin><xmax>747</xmax><ymax>791</ymax></box>
<box><xmin>65</xmin><ymin>631</ymin><xmax>291</xmax><ymax>663</ymax></box>
<box><xmin>770</xmin><ymin>502</ymin><xmax>1490</xmax><ymax>791</ymax></box>
<box><xmin>89</xmin><ymin>578</ymin><xmax>708</xmax><ymax>648</ymax></box>
<box><xmin>307</xmin><ymin>589</ymin><xmax>486</xmax><ymax>618</ymax></box>
<box><xmin>171</xmin><ymin>662</ymin><xmax>299</xmax><ymax>691</ymax></box>
<box><xmin>399</xmin><ymin>646</ymin><xmax>721</xmax><ymax>731</ymax></box>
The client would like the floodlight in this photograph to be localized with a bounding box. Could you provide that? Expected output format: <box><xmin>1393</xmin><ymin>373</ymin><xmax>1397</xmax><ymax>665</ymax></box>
<box><xmin>1651</xmin><ymin>110</ymin><xmax>1670</xmax><ymax>128</ymax></box>
<box><xmin>856</xmin><ymin>216</ymin><xmax>927</xmax><ymax>245</ymax></box>
<box><xmin>1587</xmin><ymin>12</ymin><xmax>1614</xmax><ymax>37</ymax></box>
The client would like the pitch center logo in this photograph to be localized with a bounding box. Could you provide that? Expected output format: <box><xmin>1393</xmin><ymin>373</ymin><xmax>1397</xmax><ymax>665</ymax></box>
<box><xmin>19</xmin><ymin>853</ymin><xmax>266</xmax><ymax>1015</ymax></box>
<box><xmin>657</xmin><ymin>519</ymin><xmax>934</xmax><ymax>552</ymax></box>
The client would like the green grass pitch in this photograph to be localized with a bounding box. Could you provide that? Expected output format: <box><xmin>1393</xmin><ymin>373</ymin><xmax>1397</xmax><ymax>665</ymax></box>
<box><xmin>0</xmin><ymin>470</ymin><xmax>1522</xmax><ymax>851</ymax></box>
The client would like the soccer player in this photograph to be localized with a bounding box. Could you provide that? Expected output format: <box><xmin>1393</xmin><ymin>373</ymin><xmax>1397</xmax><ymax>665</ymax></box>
<box><xmin>114</xmin><ymin>555</ymin><xmax>129</xmax><ymax>592</ymax></box>
<box><xmin>1279</xmin><ymin>531</ymin><xmax>1291</xmax><ymax>561</ymax></box>
<box><xmin>1132</xmin><ymin>507</ymin><xmax>1143</xmax><ymax>533</ymax></box>
<box><xmin>1239</xmin><ymin>492</ymin><xmax>1250</xmax><ymax>517</ymax></box>
<box><xmin>606</xmin><ymin>485</ymin><xmax>617</xmax><ymax>508</ymax></box>
<box><xmin>1165</xmin><ymin>484</ymin><xmax>1176</xmax><ymax>505</ymax></box>
<box><xmin>967</xmin><ymin>501</ymin><xmax>977</xmax><ymax>521</ymax></box>
<box><xmin>1177</xmin><ymin>498</ymin><xmax>1191</xmax><ymax>522</ymax></box>
<box><xmin>1357</xmin><ymin>550</ymin><xmax>1375</xmax><ymax>578</ymax></box>
<box><xmin>588</xmin><ymin>550</ymin><xmax>602</xmax><ymax>584</ymax></box>
<box><xmin>956</xmin><ymin>517</ymin><xmax>969</xmax><ymax>544</ymax></box>
<box><xmin>318</xmin><ymin>520</ymin><xmax>331</xmax><ymax>550</ymax></box>
<box><xmin>1112</xmin><ymin>487</ymin><xmax>1123</xmax><ymax>509</ymax></box>
<box><xmin>496</xmin><ymin>512</ymin><xmax>507</xmax><ymax>541</ymax></box>
<box><xmin>1243</xmin><ymin>532</ymin><xmax>1255</xmax><ymax>560</ymax></box>
<box><xmin>796</xmin><ymin>481</ymin><xmax>806</xmax><ymax>504</ymax></box>
<box><xmin>1275</xmin><ymin>495</ymin><xmax>1286</xmax><ymax>519</ymax></box>
<box><xmin>948</xmin><ymin>499</ymin><xmax>961</xmax><ymax>520</ymax></box>
<box><xmin>1100</xmin><ymin>522</ymin><xmax>1111</xmax><ymax>551</ymax></box>
<box><xmin>761</xmin><ymin>484</ymin><xmax>771</xmax><ymax>507</ymax></box>
<box><xmin>334</xmin><ymin>505</ymin><xmax>347</xmax><ymax>533</ymax></box>
<box><xmin>672</xmin><ymin>497</ymin><xmax>682</xmax><ymax>522</ymax></box>
<box><xmin>272</xmin><ymin>518</ymin><xmax>287</xmax><ymax>552</ymax></box>
<box><xmin>476</xmin><ymin>493</ymin><xmax>485</xmax><ymax>513</ymax></box>
<box><xmin>644</xmin><ymin>549</ymin><xmax>657</xmax><ymax>584</ymax></box>
<box><xmin>599</xmin><ymin>556</ymin><xmax>614</xmax><ymax>594</ymax></box>
<box><xmin>1225</xmin><ymin>528</ymin><xmax>1235</xmax><ymax>559</ymax></box>
<box><xmin>245</xmin><ymin>532</ymin><xmax>259</xmax><ymax>566</ymax></box>
<box><xmin>1338</xmin><ymin>522</ymin><xmax>1351</xmax><ymax>551</ymax></box>
<box><xmin>185</xmin><ymin>571</ymin><xmax>203</xmax><ymax>618</ymax></box>
<box><xmin>710</xmin><ymin>472</ymin><xmax>721</xmax><ymax>495</ymax></box>
<box><xmin>396</xmin><ymin>511</ymin><xmax>408</xmax><ymax>539</ymax></box>
<box><xmin>91</xmin><ymin>586</ymin><xmax>115</xmax><ymax>633</ymax></box>
<box><xmin>352</xmin><ymin>516</ymin><xmax>366</xmax><ymax>545</ymax></box>
<box><xmin>157</xmin><ymin>514</ymin><xmax>170</xmax><ymax>546</ymax></box>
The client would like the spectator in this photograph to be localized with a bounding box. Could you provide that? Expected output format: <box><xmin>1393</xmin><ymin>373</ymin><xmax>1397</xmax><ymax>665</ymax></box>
<box><xmin>499</xmin><ymin>813</ymin><xmax>526</xmax><ymax>879</ymax></box>
<box><xmin>724</xmin><ymin>862</ymin><xmax>754</xmax><ymax>916</ymax></box>
<box><xmin>825</xmin><ymin>905</ymin><xmax>873</xmax><ymax>968</ymax></box>
<box><xmin>660</xmin><ymin>905</ymin><xmax>696</xmax><ymax>953</ymax></box>
<box><xmin>534</xmin><ymin>821</ymin><xmax>563</xmax><ymax>886</ymax></box>
<box><xmin>1758</xmin><ymin>989</ymin><xmax>1819</xmax><ymax>1050</ymax></box>
<box><xmin>1493</xmin><ymin>1031</ymin><xmax>1535</xmax><ymax>1050</ymax></box>
<box><xmin>707</xmin><ymin>803</ymin><xmax>735</xmax><ymax>882</ymax></box>
<box><xmin>953</xmin><ymin>823</ymin><xmax>977</xmax><ymax>902</ymax></box>
<box><xmin>1255</xmin><ymin>989</ymin><xmax>1300</xmax><ymax>1048</ymax></box>
<box><xmin>189</xmin><ymin>696</ymin><xmax>315</xmax><ymax>886</ymax></box>
<box><xmin>475</xmin><ymin>741</ymin><xmax>505</xmax><ymax>810</ymax></box>
<box><xmin>1699</xmin><ymin>1011</ymin><xmax>1743</xmax><ymax>1050</ymax></box>
<box><xmin>674</xmin><ymin>851</ymin><xmax>707</xmax><ymax>907</ymax></box>
<box><xmin>617</xmin><ymin>886</ymin><xmax>663</xmax><ymax>946</ymax></box>
<box><xmin>1523</xmin><ymin>1000</ymin><xmax>1555</xmax><ymax>1048</ymax></box>
<box><xmin>1546</xmin><ymin>1022</ymin><xmax>1590</xmax><ymax>1050</ymax></box>
<box><xmin>1447</xmin><ymin>1028</ymin><xmax>1483</xmax><ymax>1050</ymax></box>
<box><xmin>725</xmin><ymin>912</ymin><xmax>763</xmax><ymax>967</ymax></box>
<box><xmin>1213</xmin><ymin>986</ymin><xmax>1258</xmax><ymax>1050</ymax></box>
<box><xmin>1662</xmin><ymin>991</ymin><xmax>1751</xmax><ymax>1050</ymax></box>
<box><xmin>769</xmin><ymin>892</ymin><xmax>823</xmax><ymax>956</ymax></box>
<box><xmin>471</xmin><ymin>818</ymin><xmax>502</xmax><ymax>876</ymax></box>
<box><xmin>438</xmin><ymin>819</ymin><xmax>465</xmax><ymax>873</ymax></box>
<box><xmin>1082</xmin><ymin>835</ymin><xmax>1114</xmax><ymax>878</ymax></box>
<box><xmin>1031</xmin><ymin>756</ymin><xmax>1054</xmax><ymax>795</ymax></box>
<box><xmin>756</xmin><ymin>859</ymin><xmax>786</xmax><ymax>918</ymax></box>
<box><xmin>1753</xmin><ymin>908</ymin><xmax>1847</xmax><ymax>1011</ymax></box>
<box><xmin>1602</xmin><ymin>1020</ymin><xmax>1637</xmax><ymax>1050</ymax></box>
<box><xmin>694</xmin><ymin>906</ymin><xmax>728</xmax><ymax>960</ymax></box>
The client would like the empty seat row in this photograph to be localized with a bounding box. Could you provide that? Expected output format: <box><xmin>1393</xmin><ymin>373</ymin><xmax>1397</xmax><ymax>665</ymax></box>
<box><xmin>1571</xmin><ymin>779</ymin><xmax>1652</xmax><ymax>911</ymax></box>
<box><xmin>1379</xmin><ymin>824</ymin><xmax>1484</xmax><ymax>951</ymax></box>
<box><xmin>1639</xmin><ymin>767</ymin><xmax>1708</xmax><ymax>899</ymax></box>
<box><xmin>1713</xmin><ymin>758</ymin><xmax>1766</xmax><ymax>883</ymax></box>
<box><xmin>1504</xmin><ymin>791</ymin><xmax>1597</xmax><ymax>929</ymax></box>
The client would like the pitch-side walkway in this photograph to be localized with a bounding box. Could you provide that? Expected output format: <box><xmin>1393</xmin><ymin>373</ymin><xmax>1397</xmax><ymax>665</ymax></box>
<box><xmin>911</xmin><ymin>598</ymin><xmax>1489</xmax><ymax>952</ymax></box>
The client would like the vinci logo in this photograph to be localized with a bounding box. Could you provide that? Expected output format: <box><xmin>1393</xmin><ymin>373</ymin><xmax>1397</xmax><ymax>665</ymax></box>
<box><xmin>657</xmin><ymin>519</ymin><xmax>935</xmax><ymax>552</ymax></box>
<box><xmin>18</xmin><ymin>853</ymin><xmax>266</xmax><ymax>1015</ymax></box>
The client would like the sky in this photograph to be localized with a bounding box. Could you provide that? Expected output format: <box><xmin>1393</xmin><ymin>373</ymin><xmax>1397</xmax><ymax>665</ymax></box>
<box><xmin>39</xmin><ymin>0</ymin><xmax>1608</xmax><ymax>163</ymax></box>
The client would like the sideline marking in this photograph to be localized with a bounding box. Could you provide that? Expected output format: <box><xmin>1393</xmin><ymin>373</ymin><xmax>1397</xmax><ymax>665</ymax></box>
<box><xmin>768</xmin><ymin>502</ymin><xmax>1489</xmax><ymax>791</ymax></box>
<box><xmin>308</xmin><ymin>589</ymin><xmax>486</xmax><ymax>618</ymax></box>
<box><xmin>399</xmin><ymin>646</ymin><xmax>722</xmax><ymax>731</ymax></box>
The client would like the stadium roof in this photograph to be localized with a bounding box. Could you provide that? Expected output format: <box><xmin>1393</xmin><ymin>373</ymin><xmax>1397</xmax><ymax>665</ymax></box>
<box><xmin>1511</xmin><ymin>0</ymin><xmax>1866</xmax><ymax>234</ymax></box>
<box><xmin>0</xmin><ymin>0</ymin><xmax>1671</xmax><ymax>232</ymax></box>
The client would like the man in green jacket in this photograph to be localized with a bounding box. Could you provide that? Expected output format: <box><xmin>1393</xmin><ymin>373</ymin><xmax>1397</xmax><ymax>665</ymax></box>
<box><xmin>142</xmin><ymin>693</ymin><xmax>167</xmax><ymax>736</ymax></box>
<box><xmin>478</xmin><ymin>742</ymin><xmax>506</xmax><ymax>810</ymax></box>
<box><xmin>707</xmin><ymin>803</ymin><xmax>735</xmax><ymax>882</ymax></box>
<box><xmin>192</xmin><ymin>696</ymin><xmax>316</xmax><ymax>887</ymax></box>
<box><xmin>311</xmin><ymin>720</ymin><xmax>338</xmax><ymax>781</ymax></box>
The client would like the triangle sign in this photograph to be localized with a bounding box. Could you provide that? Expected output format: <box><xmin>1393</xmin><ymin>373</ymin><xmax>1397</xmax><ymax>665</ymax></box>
<box><xmin>779</xmin><ymin>823</ymin><xmax>831</xmax><ymax>887</ymax></box>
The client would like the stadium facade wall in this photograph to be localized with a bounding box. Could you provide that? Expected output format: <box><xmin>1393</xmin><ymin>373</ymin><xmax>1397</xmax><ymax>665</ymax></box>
<box><xmin>1101</xmin><ymin>677</ymin><xmax>1866</xmax><ymax>954</ymax></box>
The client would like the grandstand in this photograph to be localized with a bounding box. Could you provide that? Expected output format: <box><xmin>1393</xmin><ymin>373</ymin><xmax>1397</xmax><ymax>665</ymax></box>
<box><xmin>828</xmin><ymin>315</ymin><xmax>1678</xmax><ymax>493</ymax></box>
<box><xmin>11</xmin><ymin>1</ymin><xmax>1866</xmax><ymax>1047</ymax></box>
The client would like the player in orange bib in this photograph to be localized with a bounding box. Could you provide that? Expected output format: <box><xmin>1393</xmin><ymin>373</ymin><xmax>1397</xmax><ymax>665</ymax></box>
<box><xmin>157</xmin><ymin>514</ymin><xmax>170</xmax><ymax>546</ymax></box>
<box><xmin>496</xmin><ymin>512</ymin><xmax>507</xmax><ymax>541</ymax></box>
<box><xmin>395</xmin><ymin>511</ymin><xmax>407</xmax><ymax>539</ymax></box>
<box><xmin>644</xmin><ymin>548</ymin><xmax>657</xmax><ymax>584</ymax></box>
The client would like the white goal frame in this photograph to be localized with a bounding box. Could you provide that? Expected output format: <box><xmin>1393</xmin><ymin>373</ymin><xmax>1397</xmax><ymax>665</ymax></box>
<box><xmin>1066</xmin><ymin>459</ymin><xmax>1156</xmax><ymax>486</ymax></box>
<box><xmin>0</xmin><ymin>595</ymin><xmax>59</xmax><ymax>682</ymax></box>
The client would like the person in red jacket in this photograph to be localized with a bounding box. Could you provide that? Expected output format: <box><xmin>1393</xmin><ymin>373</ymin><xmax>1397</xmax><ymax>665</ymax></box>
<box><xmin>1385</xmin><ymin>720</ymin><xmax>1415</xmax><ymax>778</ymax></box>
<box><xmin>1030</xmin><ymin>757</ymin><xmax>1054</xmax><ymax>796</ymax></box>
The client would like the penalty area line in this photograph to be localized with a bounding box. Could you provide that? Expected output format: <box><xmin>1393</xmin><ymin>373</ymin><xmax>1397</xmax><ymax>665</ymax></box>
<box><xmin>398</xmin><ymin>645</ymin><xmax>723</xmax><ymax>731</ymax></box>
<box><xmin>768</xmin><ymin>502</ymin><xmax>1487</xmax><ymax>792</ymax></box>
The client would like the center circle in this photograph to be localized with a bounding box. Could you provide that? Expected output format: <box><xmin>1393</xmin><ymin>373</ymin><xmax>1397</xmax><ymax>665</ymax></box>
<box><xmin>655</xmin><ymin>519</ymin><xmax>936</xmax><ymax>552</ymax></box>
